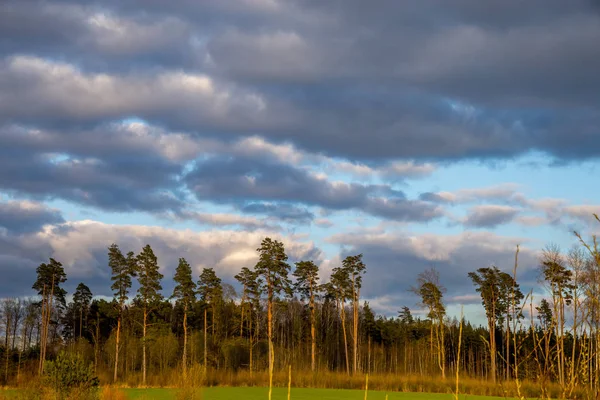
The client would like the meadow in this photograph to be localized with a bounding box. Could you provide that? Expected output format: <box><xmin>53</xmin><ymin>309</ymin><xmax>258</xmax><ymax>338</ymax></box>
<box><xmin>1</xmin><ymin>387</ymin><xmax>533</xmax><ymax>400</ymax></box>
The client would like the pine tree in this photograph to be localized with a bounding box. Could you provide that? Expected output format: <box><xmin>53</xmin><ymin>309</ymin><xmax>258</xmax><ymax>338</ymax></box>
<box><xmin>32</xmin><ymin>258</ymin><xmax>67</xmax><ymax>374</ymax></box>
<box><xmin>342</xmin><ymin>254</ymin><xmax>366</xmax><ymax>374</ymax></box>
<box><xmin>327</xmin><ymin>265</ymin><xmax>351</xmax><ymax>375</ymax></box>
<box><xmin>235</xmin><ymin>266</ymin><xmax>262</xmax><ymax>372</ymax></box>
<box><xmin>413</xmin><ymin>268</ymin><xmax>446</xmax><ymax>379</ymax></box>
<box><xmin>235</xmin><ymin>267</ymin><xmax>254</xmax><ymax>339</ymax></box>
<box><xmin>468</xmin><ymin>266</ymin><xmax>505</xmax><ymax>383</ymax></box>
<box><xmin>254</xmin><ymin>237</ymin><xmax>291</xmax><ymax>400</ymax></box>
<box><xmin>108</xmin><ymin>244</ymin><xmax>135</xmax><ymax>383</ymax></box>
<box><xmin>197</xmin><ymin>267</ymin><xmax>222</xmax><ymax>370</ymax></box>
<box><xmin>135</xmin><ymin>244</ymin><xmax>164</xmax><ymax>386</ymax></box>
<box><xmin>171</xmin><ymin>258</ymin><xmax>196</xmax><ymax>376</ymax></box>
<box><xmin>293</xmin><ymin>260</ymin><xmax>321</xmax><ymax>372</ymax></box>
<box><xmin>72</xmin><ymin>283</ymin><xmax>92</xmax><ymax>339</ymax></box>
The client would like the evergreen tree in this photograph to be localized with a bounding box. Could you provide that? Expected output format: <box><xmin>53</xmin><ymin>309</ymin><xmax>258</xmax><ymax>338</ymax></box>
<box><xmin>413</xmin><ymin>268</ymin><xmax>446</xmax><ymax>379</ymax></box>
<box><xmin>536</xmin><ymin>298</ymin><xmax>553</xmax><ymax>329</ymax></box>
<box><xmin>235</xmin><ymin>267</ymin><xmax>255</xmax><ymax>339</ymax></box>
<box><xmin>293</xmin><ymin>260</ymin><xmax>321</xmax><ymax>372</ymax></box>
<box><xmin>342</xmin><ymin>254</ymin><xmax>366</xmax><ymax>374</ymax></box>
<box><xmin>327</xmin><ymin>265</ymin><xmax>351</xmax><ymax>375</ymax></box>
<box><xmin>235</xmin><ymin>266</ymin><xmax>262</xmax><ymax>371</ymax></box>
<box><xmin>197</xmin><ymin>267</ymin><xmax>222</xmax><ymax>369</ymax></box>
<box><xmin>32</xmin><ymin>258</ymin><xmax>67</xmax><ymax>374</ymax></box>
<box><xmin>468</xmin><ymin>266</ymin><xmax>506</xmax><ymax>383</ymax></box>
<box><xmin>399</xmin><ymin>306</ymin><xmax>414</xmax><ymax>325</ymax></box>
<box><xmin>171</xmin><ymin>257</ymin><xmax>196</xmax><ymax>376</ymax></box>
<box><xmin>254</xmin><ymin>237</ymin><xmax>291</xmax><ymax>400</ymax></box>
<box><xmin>73</xmin><ymin>283</ymin><xmax>92</xmax><ymax>339</ymax></box>
<box><xmin>135</xmin><ymin>244</ymin><xmax>164</xmax><ymax>386</ymax></box>
<box><xmin>108</xmin><ymin>244</ymin><xmax>135</xmax><ymax>383</ymax></box>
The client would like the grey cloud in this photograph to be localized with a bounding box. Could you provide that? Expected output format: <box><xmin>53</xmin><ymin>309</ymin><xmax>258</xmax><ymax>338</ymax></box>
<box><xmin>0</xmin><ymin>56</ymin><xmax>289</xmax><ymax>133</ymax></box>
<box><xmin>420</xmin><ymin>184</ymin><xmax>524</xmax><ymax>205</ymax></box>
<box><xmin>463</xmin><ymin>205</ymin><xmax>520</xmax><ymax>228</ymax></box>
<box><xmin>328</xmin><ymin>229</ymin><xmax>539</xmax><ymax>305</ymax></box>
<box><xmin>0</xmin><ymin>2</ymin><xmax>197</xmax><ymax>71</ymax></box>
<box><xmin>240</xmin><ymin>203</ymin><xmax>314</xmax><ymax>223</ymax></box>
<box><xmin>0</xmin><ymin>200</ymin><xmax>65</xmax><ymax>234</ymax></box>
<box><xmin>175</xmin><ymin>210</ymin><xmax>276</xmax><ymax>231</ymax></box>
<box><xmin>419</xmin><ymin>192</ymin><xmax>453</xmax><ymax>203</ymax></box>
<box><xmin>0</xmin><ymin>151</ymin><xmax>182</xmax><ymax>213</ymax></box>
<box><xmin>0</xmin><ymin>219</ymin><xmax>322</xmax><ymax>298</ymax></box>
<box><xmin>185</xmin><ymin>157</ymin><xmax>442</xmax><ymax>222</ymax></box>
<box><xmin>2</xmin><ymin>1</ymin><xmax>600</xmax><ymax>163</ymax></box>
<box><xmin>0</xmin><ymin>123</ymin><xmax>187</xmax><ymax>212</ymax></box>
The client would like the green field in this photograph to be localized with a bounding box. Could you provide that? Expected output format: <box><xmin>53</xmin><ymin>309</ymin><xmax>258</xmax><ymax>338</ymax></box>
<box><xmin>0</xmin><ymin>387</ymin><xmax>530</xmax><ymax>400</ymax></box>
<box><xmin>124</xmin><ymin>387</ymin><xmax>518</xmax><ymax>400</ymax></box>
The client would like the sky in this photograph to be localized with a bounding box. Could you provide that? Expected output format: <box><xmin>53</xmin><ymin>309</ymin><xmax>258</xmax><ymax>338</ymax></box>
<box><xmin>1</xmin><ymin>0</ymin><xmax>600</xmax><ymax>323</ymax></box>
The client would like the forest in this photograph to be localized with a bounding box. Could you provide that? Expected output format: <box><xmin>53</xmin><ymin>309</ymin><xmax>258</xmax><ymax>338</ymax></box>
<box><xmin>2</xmin><ymin>219</ymin><xmax>600</xmax><ymax>400</ymax></box>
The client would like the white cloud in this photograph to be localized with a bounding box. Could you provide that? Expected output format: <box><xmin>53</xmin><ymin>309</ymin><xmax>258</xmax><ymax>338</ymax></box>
<box><xmin>1</xmin><ymin>56</ymin><xmax>282</xmax><ymax>130</ymax></box>
<box><xmin>31</xmin><ymin>220</ymin><xmax>320</xmax><ymax>284</ymax></box>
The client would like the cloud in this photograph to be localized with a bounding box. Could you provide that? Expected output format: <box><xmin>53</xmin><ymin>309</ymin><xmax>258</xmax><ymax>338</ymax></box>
<box><xmin>185</xmin><ymin>156</ymin><xmax>442</xmax><ymax>222</ymax></box>
<box><xmin>421</xmin><ymin>183</ymin><xmax>523</xmax><ymax>204</ymax></box>
<box><xmin>3</xmin><ymin>2</ymin><xmax>600</xmax><ymax>163</ymax></box>
<box><xmin>239</xmin><ymin>203</ymin><xmax>314</xmax><ymax>223</ymax></box>
<box><xmin>0</xmin><ymin>219</ymin><xmax>322</xmax><ymax>298</ymax></box>
<box><xmin>0</xmin><ymin>56</ymin><xmax>288</xmax><ymax>132</ymax></box>
<box><xmin>174</xmin><ymin>210</ymin><xmax>276</xmax><ymax>230</ymax></box>
<box><xmin>0</xmin><ymin>199</ymin><xmax>65</xmax><ymax>234</ymax></box>
<box><xmin>463</xmin><ymin>205</ymin><xmax>520</xmax><ymax>228</ymax></box>
<box><xmin>328</xmin><ymin>229</ymin><xmax>538</xmax><ymax>303</ymax></box>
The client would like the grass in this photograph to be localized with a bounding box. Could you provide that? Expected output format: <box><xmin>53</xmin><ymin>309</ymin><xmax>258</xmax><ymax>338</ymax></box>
<box><xmin>0</xmin><ymin>387</ymin><xmax>537</xmax><ymax>400</ymax></box>
<box><xmin>123</xmin><ymin>387</ymin><xmax>532</xmax><ymax>400</ymax></box>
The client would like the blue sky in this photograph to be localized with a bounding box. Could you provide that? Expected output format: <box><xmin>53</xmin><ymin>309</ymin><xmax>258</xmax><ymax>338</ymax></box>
<box><xmin>1</xmin><ymin>0</ymin><xmax>600</xmax><ymax>323</ymax></box>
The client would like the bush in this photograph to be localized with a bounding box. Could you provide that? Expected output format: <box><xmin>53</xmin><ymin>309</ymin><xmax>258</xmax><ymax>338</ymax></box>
<box><xmin>44</xmin><ymin>353</ymin><xmax>99</xmax><ymax>399</ymax></box>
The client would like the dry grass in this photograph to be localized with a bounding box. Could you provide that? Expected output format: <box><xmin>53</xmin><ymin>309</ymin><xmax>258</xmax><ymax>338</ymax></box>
<box><xmin>100</xmin><ymin>387</ymin><xmax>127</xmax><ymax>400</ymax></box>
<box><xmin>195</xmin><ymin>369</ymin><xmax>573</xmax><ymax>399</ymax></box>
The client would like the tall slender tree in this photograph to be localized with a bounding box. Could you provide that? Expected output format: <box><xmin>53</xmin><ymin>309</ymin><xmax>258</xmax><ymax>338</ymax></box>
<box><xmin>293</xmin><ymin>260</ymin><xmax>321</xmax><ymax>372</ymax></box>
<box><xmin>172</xmin><ymin>258</ymin><xmax>196</xmax><ymax>377</ymax></box>
<box><xmin>342</xmin><ymin>254</ymin><xmax>366</xmax><ymax>374</ymax></box>
<box><xmin>413</xmin><ymin>268</ymin><xmax>446</xmax><ymax>378</ymax></box>
<box><xmin>197</xmin><ymin>267</ymin><xmax>223</xmax><ymax>369</ymax></box>
<box><xmin>235</xmin><ymin>266</ymin><xmax>262</xmax><ymax>372</ymax></box>
<box><xmin>108</xmin><ymin>244</ymin><xmax>135</xmax><ymax>383</ymax></box>
<box><xmin>468</xmin><ymin>266</ymin><xmax>514</xmax><ymax>383</ymax></box>
<box><xmin>327</xmin><ymin>266</ymin><xmax>351</xmax><ymax>376</ymax></box>
<box><xmin>540</xmin><ymin>245</ymin><xmax>575</xmax><ymax>388</ymax></box>
<box><xmin>254</xmin><ymin>237</ymin><xmax>291</xmax><ymax>400</ymax></box>
<box><xmin>235</xmin><ymin>267</ymin><xmax>255</xmax><ymax>339</ymax></box>
<box><xmin>32</xmin><ymin>258</ymin><xmax>67</xmax><ymax>374</ymax></box>
<box><xmin>72</xmin><ymin>283</ymin><xmax>93</xmax><ymax>339</ymax></box>
<box><xmin>135</xmin><ymin>244</ymin><xmax>164</xmax><ymax>386</ymax></box>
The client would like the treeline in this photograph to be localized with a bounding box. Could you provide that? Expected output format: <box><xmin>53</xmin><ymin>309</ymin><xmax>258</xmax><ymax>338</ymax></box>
<box><xmin>1</xmin><ymin>225</ymin><xmax>600</xmax><ymax>398</ymax></box>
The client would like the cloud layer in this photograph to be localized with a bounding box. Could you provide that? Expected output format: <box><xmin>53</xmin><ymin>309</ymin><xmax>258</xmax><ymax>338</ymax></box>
<box><xmin>2</xmin><ymin>0</ymin><xmax>600</xmax><ymax>316</ymax></box>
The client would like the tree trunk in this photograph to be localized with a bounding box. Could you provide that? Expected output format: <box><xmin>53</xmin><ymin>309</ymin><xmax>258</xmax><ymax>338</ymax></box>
<box><xmin>94</xmin><ymin>312</ymin><xmax>99</xmax><ymax>373</ymax></box>
<box><xmin>114</xmin><ymin>317</ymin><xmax>121</xmax><ymax>383</ymax></box>
<box><xmin>310</xmin><ymin>290</ymin><xmax>316</xmax><ymax>373</ymax></box>
<box><xmin>39</xmin><ymin>277</ymin><xmax>55</xmax><ymax>375</ymax></box>
<box><xmin>489</xmin><ymin>318</ymin><xmax>496</xmax><ymax>384</ymax></box>
<box><xmin>268</xmin><ymin>286</ymin><xmax>274</xmax><ymax>400</ymax></box>
<box><xmin>240</xmin><ymin>290</ymin><xmax>246</xmax><ymax>339</ymax></box>
<box><xmin>204</xmin><ymin>308</ymin><xmax>208</xmax><ymax>369</ymax></box>
<box><xmin>182</xmin><ymin>306</ymin><xmax>188</xmax><ymax>377</ymax></box>
<box><xmin>17</xmin><ymin>323</ymin><xmax>26</xmax><ymax>384</ymax></box>
<box><xmin>142</xmin><ymin>306</ymin><xmax>147</xmax><ymax>386</ymax></box>
<box><xmin>4</xmin><ymin>313</ymin><xmax>10</xmax><ymax>384</ymax></box>
<box><xmin>340</xmin><ymin>300</ymin><xmax>350</xmax><ymax>376</ymax></box>
<box><xmin>352</xmin><ymin>277</ymin><xmax>359</xmax><ymax>375</ymax></box>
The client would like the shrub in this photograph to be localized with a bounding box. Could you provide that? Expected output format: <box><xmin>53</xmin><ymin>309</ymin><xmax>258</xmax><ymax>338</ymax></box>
<box><xmin>44</xmin><ymin>353</ymin><xmax>99</xmax><ymax>399</ymax></box>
